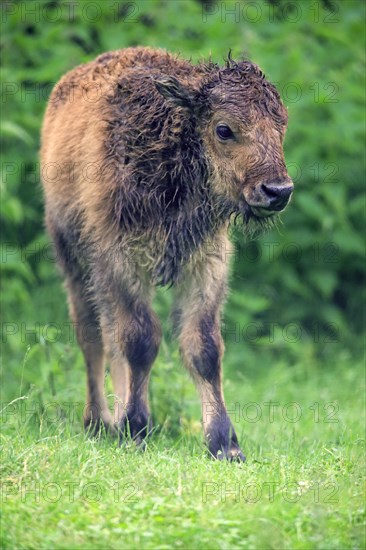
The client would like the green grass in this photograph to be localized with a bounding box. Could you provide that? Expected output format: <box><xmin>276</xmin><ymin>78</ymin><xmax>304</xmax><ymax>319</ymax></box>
<box><xmin>1</xmin><ymin>344</ymin><xmax>365</xmax><ymax>549</ymax></box>
<box><xmin>1</xmin><ymin>1</ymin><xmax>365</xmax><ymax>547</ymax></box>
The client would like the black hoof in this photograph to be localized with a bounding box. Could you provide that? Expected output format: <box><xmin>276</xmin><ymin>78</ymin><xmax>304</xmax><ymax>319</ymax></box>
<box><xmin>211</xmin><ymin>446</ymin><xmax>246</xmax><ymax>462</ymax></box>
<box><xmin>206</xmin><ymin>416</ymin><xmax>245</xmax><ymax>462</ymax></box>
<box><xmin>118</xmin><ymin>407</ymin><xmax>152</xmax><ymax>446</ymax></box>
<box><xmin>227</xmin><ymin>448</ymin><xmax>246</xmax><ymax>462</ymax></box>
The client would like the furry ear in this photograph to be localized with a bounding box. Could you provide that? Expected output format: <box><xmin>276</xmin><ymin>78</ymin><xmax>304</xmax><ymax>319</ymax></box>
<box><xmin>154</xmin><ymin>76</ymin><xmax>195</xmax><ymax>109</ymax></box>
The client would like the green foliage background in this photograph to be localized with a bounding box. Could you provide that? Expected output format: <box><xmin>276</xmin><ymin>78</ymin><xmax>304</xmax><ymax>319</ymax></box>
<box><xmin>1</xmin><ymin>4</ymin><xmax>365</xmax><ymax>547</ymax></box>
<box><xmin>1</xmin><ymin>0</ymin><xmax>365</xmax><ymax>394</ymax></box>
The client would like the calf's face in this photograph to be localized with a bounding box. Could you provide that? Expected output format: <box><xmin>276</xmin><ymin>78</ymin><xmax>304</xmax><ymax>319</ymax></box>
<box><xmin>155</xmin><ymin>61</ymin><xmax>293</xmax><ymax>220</ymax></box>
<box><xmin>201</xmin><ymin>68</ymin><xmax>293</xmax><ymax>219</ymax></box>
<box><xmin>205</xmin><ymin>105</ymin><xmax>293</xmax><ymax>218</ymax></box>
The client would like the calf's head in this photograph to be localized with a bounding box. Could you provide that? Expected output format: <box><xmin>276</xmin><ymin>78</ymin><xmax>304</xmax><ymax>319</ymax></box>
<box><xmin>155</xmin><ymin>58</ymin><xmax>293</xmax><ymax>221</ymax></box>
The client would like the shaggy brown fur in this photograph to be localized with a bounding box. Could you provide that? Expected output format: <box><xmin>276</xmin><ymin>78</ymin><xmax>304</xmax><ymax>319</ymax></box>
<box><xmin>41</xmin><ymin>47</ymin><xmax>293</xmax><ymax>461</ymax></box>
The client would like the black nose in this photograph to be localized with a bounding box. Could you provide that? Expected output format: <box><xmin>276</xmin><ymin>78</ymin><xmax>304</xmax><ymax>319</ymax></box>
<box><xmin>261</xmin><ymin>181</ymin><xmax>294</xmax><ymax>210</ymax></box>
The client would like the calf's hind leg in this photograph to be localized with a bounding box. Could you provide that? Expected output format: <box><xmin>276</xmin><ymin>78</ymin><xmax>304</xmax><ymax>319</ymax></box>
<box><xmin>96</xmin><ymin>278</ymin><xmax>162</xmax><ymax>445</ymax></box>
<box><xmin>50</xmin><ymin>225</ymin><xmax>113</xmax><ymax>433</ymax></box>
<box><xmin>66</xmin><ymin>277</ymin><xmax>114</xmax><ymax>434</ymax></box>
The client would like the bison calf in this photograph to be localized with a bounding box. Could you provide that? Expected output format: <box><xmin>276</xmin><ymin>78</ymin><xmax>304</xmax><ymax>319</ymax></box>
<box><xmin>41</xmin><ymin>47</ymin><xmax>293</xmax><ymax>461</ymax></box>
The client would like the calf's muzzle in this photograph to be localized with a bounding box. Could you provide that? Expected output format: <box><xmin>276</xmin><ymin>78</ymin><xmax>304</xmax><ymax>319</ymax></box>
<box><xmin>260</xmin><ymin>180</ymin><xmax>294</xmax><ymax>211</ymax></box>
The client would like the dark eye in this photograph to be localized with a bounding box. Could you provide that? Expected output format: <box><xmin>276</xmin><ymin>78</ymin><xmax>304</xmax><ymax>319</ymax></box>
<box><xmin>216</xmin><ymin>124</ymin><xmax>234</xmax><ymax>141</ymax></box>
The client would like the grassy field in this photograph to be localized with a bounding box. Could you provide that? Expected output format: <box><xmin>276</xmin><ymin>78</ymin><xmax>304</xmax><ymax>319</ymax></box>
<box><xmin>1</xmin><ymin>338</ymin><xmax>365</xmax><ymax>549</ymax></box>
<box><xmin>1</xmin><ymin>1</ymin><xmax>365</xmax><ymax>548</ymax></box>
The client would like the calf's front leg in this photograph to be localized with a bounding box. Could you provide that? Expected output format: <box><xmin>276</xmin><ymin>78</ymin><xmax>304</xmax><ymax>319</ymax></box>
<box><xmin>175</xmin><ymin>247</ymin><xmax>245</xmax><ymax>461</ymax></box>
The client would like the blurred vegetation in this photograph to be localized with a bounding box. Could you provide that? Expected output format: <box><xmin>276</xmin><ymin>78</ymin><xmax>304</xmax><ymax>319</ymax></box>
<box><xmin>1</xmin><ymin>0</ymin><xmax>365</xmax><ymax>391</ymax></box>
<box><xmin>1</xmin><ymin>6</ymin><xmax>364</xmax><ymax>547</ymax></box>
